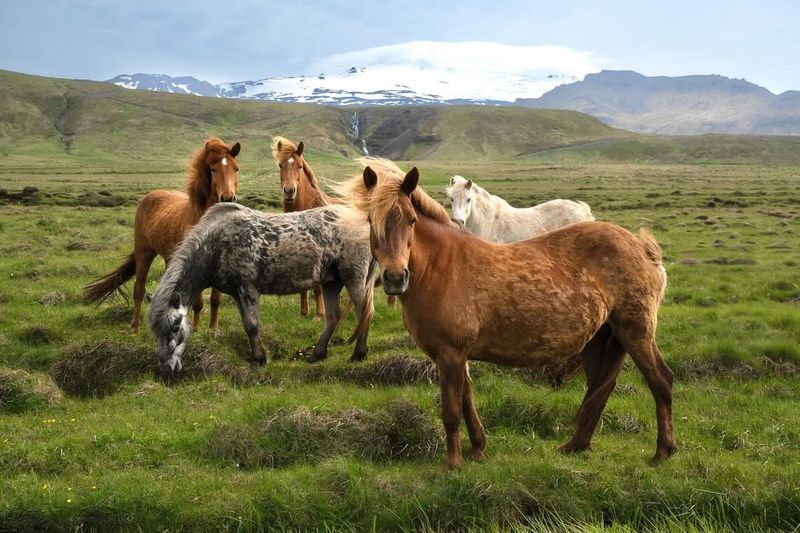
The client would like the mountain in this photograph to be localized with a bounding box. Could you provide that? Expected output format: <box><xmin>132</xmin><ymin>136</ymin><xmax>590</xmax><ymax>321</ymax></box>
<box><xmin>107</xmin><ymin>67</ymin><xmax>577</xmax><ymax>106</ymax></box>
<box><xmin>516</xmin><ymin>70</ymin><xmax>800</xmax><ymax>135</ymax></box>
<box><xmin>108</xmin><ymin>74</ymin><xmax>219</xmax><ymax>97</ymax></box>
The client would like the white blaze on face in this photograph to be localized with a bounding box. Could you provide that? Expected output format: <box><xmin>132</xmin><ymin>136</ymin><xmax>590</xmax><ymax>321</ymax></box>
<box><xmin>451</xmin><ymin>188</ymin><xmax>472</xmax><ymax>223</ymax></box>
<box><xmin>221</xmin><ymin>157</ymin><xmax>228</xmax><ymax>166</ymax></box>
<box><xmin>287</xmin><ymin>157</ymin><xmax>295</xmax><ymax>164</ymax></box>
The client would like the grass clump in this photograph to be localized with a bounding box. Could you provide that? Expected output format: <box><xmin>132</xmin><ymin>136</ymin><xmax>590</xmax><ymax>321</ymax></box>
<box><xmin>206</xmin><ymin>399</ymin><xmax>442</xmax><ymax>468</ymax></box>
<box><xmin>0</xmin><ymin>368</ymin><xmax>63</xmax><ymax>413</ymax></box>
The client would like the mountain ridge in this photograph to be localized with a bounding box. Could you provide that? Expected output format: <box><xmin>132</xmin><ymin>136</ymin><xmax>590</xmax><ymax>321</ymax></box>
<box><xmin>107</xmin><ymin>69</ymin><xmax>800</xmax><ymax>135</ymax></box>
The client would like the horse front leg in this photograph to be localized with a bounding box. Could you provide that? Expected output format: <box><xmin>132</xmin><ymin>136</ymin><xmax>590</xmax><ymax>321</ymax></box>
<box><xmin>461</xmin><ymin>365</ymin><xmax>486</xmax><ymax>461</ymax></box>
<box><xmin>308</xmin><ymin>282</ymin><xmax>342</xmax><ymax>363</ymax></box>
<box><xmin>436</xmin><ymin>353</ymin><xmax>467</xmax><ymax>469</ymax></box>
<box><xmin>233</xmin><ymin>287</ymin><xmax>267</xmax><ymax>365</ymax></box>
<box><xmin>208</xmin><ymin>289</ymin><xmax>222</xmax><ymax>334</ymax></box>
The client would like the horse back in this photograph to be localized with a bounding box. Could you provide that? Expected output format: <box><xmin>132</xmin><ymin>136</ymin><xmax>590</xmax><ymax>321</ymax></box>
<box><xmin>135</xmin><ymin>190</ymin><xmax>196</xmax><ymax>260</ymax></box>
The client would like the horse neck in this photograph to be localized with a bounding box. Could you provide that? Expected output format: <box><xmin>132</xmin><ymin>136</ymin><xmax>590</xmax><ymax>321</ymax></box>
<box><xmin>287</xmin><ymin>165</ymin><xmax>330</xmax><ymax>211</ymax></box>
<box><xmin>403</xmin><ymin>214</ymin><xmax>465</xmax><ymax>299</ymax></box>
<box><xmin>467</xmin><ymin>189</ymin><xmax>508</xmax><ymax>235</ymax></box>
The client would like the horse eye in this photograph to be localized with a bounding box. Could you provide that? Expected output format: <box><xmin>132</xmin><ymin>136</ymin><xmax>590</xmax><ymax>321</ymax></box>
<box><xmin>409</xmin><ymin>219</ymin><xmax>416</xmax><ymax>227</ymax></box>
<box><xmin>467</xmin><ymin>198</ymin><xmax>471</xmax><ymax>203</ymax></box>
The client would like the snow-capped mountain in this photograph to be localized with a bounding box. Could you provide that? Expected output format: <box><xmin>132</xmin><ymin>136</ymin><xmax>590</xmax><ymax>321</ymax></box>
<box><xmin>107</xmin><ymin>74</ymin><xmax>219</xmax><ymax>97</ymax></box>
<box><xmin>107</xmin><ymin>67</ymin><xmax>577</xmax><ymax>106</ymax></box>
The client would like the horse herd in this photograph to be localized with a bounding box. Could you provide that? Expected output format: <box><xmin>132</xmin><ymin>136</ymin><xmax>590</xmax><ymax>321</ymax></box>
<box><xmin>84</xmin><ymin>136</ymin><xmax>675</xmax><ymax>468</ymax></box>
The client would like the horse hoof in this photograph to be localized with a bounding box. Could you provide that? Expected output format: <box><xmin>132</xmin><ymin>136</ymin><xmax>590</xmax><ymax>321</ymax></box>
<box><xmin>558</xmin><ymin>441</ymin><xmax>589</xmax><ymax>455</ymax></box>
<box><xmin>445</xmin><ymin>456</ymin><xmax>463</xmax><ymax>469</ymax></box>
<box><xmin>348</xmin><ymin>353</ymin><xmax>367</xmax><ymax>363</ymax></box>
<box><xmin>313</xmin><ymin>314</ymin><xmax>324</xmax><ymax>322</ymax></box>
<box><xmin>652</xmin><ymin>445</ymin><xmax>676</xmax><ymax>465</ymax></box>
<box><xmin>469</xmin><ymin>449</ymin><xmax>486</xmax><ymax>462</ymax></box>
<box><xmin>307</xmin><ymin>352</ymin><xmax>327</xmax><ymax>364</ymax></box>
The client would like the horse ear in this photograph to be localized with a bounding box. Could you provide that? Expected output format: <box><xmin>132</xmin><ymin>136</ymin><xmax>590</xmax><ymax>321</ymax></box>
<box><xmin>465</xmin><ymin>178</ymin><xmax>473</xmax><ymax>190</ymax></box>
<box><xmin>169</xmin><ymin>292</ymin><xmax>181</xmax><ymax>309</ymax></box>
<box><xmin>229</xmin><ymin>142</ymin><xmax>241</xmax><ymax>158</ymax></box>
<box><xmin>363</xmin><ymin>166</ymin><xmax>378</xmax><ymax>190</ymax></box>
<box><xmin>296</xmin><ymin>141</ymin><xmax>304</xmax><ymax>156</ymax></box>
<box><xmin>401</xmin><ymin>167</ymin><xmax>419</xmax><ymax>196</ymax></box>
<box><xmin>276</xmin><ymin>140</ymin><xmax>282</xmax><ymax>152</ymax></box>
<box><xmin>449</xmin><ymin>176</ymin><xmax>455</xmax><ymax>186</ymax></box>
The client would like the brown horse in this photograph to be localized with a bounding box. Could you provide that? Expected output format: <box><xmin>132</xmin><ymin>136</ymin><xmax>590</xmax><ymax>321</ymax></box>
<box><xmin>84</xmin><ymin>137</ymin><xmax>241</xmax><ymax>333</ymax></box>
<box><xmin>340</xmin><ymin>158</ymin><xmax>675</xmax><ymax>468</ymax></box>
<box><xmin>271</xmin><ymin>136</ymin><xmax>342</xmax><ymax>319</ymax></box>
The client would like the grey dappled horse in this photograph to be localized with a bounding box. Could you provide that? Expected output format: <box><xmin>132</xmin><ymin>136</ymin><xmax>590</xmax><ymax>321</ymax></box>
<box><xmin>148</xmin><ymin>202</ymin><xmax>376</xmax><ymax>375</ymax></box>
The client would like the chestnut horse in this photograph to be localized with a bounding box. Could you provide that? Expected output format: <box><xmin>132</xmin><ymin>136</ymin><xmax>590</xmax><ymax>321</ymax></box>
<box><xmin>271</xmin><ymin>136</ymin><xmax>340</xmax><ymax>319</ymax></box>
<box><xmin>340</xmin><ymin>158</ymin><xmax>674</xmax><ymax>468</ymax></box>
<box><xmin>84</xmin><ymin>137</ymin><xmax>241</xmax><ymax>333</ymax></box>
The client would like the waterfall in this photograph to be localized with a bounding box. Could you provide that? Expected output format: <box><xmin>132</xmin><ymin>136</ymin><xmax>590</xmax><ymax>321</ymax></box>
<box><xmin>350</xmin><ymin>112</ymin><xmax>369</xmax><ymax>155</ymax></box>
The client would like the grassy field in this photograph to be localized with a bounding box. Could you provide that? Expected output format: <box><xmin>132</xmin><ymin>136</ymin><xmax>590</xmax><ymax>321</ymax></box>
<box><xmin>1</xmin><ymin>142</ymin><xmax>799</xmax><ymax>531</ymax></box>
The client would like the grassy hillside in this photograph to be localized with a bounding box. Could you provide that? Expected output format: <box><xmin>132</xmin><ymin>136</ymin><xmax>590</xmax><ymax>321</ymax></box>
<box><xmin>4</xmin><ymin>69</ymin><xmax>800</xmax><ymax>174</ymax></box>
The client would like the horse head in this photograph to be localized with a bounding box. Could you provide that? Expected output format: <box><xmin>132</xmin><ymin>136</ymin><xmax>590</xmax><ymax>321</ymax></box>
<box><xmin>205</xmin><ymin>140</ymin><xmax>241</xmax><ymax>204</ymax></box>
<box><xmin>276</xmin><ymin>140</ymin><xmax>306</xmax><ymax>205</ymax></box>
<box><xmin>155</xmin><ymin>292</ymin><xmax>192</xmax><ymax>375</ymax></box>
<box><xmin>363</xmin><ymin>165</ymin><xmax>419</xmax><ymax>295</ymax></box>
<box><xmin>446</xmin><ymin>175</ymin><xmax>474</xmax><ymax>225</ymax></box>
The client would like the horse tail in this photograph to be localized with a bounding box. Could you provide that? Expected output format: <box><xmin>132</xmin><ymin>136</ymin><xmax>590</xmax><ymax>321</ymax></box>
<box><xmin>638</xmin><ymin>228</ymin><xmax>667</xmax><ymax>302</ymax></box>
<box><xmin>346</xmin><ymin>260</ymin><xmax>378</xmax><ymax>345</ymax></box>
<box><xmin>83</xmin><ymin>252</ymin><xmax>136</xmax><ymax>303</ymax></box>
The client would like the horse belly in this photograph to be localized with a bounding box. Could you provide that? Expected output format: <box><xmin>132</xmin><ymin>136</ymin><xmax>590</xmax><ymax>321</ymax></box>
<box><xmin>471</xmin><ymin>286</ymin><xmax>608</xmax><ymax>367</ymax></box>
<box><xmin>252</xmin><ymin>238</ymin><xmax>323</xmax><ymax>295</ymax></box>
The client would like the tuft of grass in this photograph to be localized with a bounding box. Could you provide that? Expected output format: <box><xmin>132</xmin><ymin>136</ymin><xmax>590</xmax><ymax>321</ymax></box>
<box><xmin>206</xmin><ymin>399</ymin><xmax>442</xmax><ymax>468</ymax></box>
<box><xmin>0</xmin><ymin>368</ymin><xmax>63</xmax><ymax>413</ymax></box>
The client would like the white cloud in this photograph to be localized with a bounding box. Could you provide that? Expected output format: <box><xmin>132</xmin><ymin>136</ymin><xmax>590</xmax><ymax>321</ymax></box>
<box><xmin>309</xmin><ymin>41</ymin><xmax>605</xmax><ymax>79</ymax></box>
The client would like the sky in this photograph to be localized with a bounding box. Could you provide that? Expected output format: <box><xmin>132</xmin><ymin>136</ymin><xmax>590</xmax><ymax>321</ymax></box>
<box><xmin>1</xmin><ymin>0</ymin><xmax>798</xmax><ymax>94</ymax></box>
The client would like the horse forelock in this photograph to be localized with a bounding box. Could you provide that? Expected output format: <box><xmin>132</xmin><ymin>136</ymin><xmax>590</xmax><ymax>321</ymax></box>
<box><xmin>335</xmin><ymin>157</ymin><xmax>452</xmax><ymax>242</ymax></box>
<box><xmin>271</xmin><ymin>136</ymin><xmax>299</xmax><ymax>166</ymax></box>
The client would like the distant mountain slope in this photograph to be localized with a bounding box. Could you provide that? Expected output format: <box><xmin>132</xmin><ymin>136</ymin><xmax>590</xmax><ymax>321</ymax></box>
<box><xmin>108</xmin><ymin>74</ymin><xmax>219</xmax><ymax>97</ymax></box>
<box><xmin>517</xmin><ymin>70</ymin><xmax>800</xmax><ymax>135</ymax></box>
<box><xmin>2</xmin><ymin>69</ymin><xmax>800</xmax><ymax>170</ymax></box>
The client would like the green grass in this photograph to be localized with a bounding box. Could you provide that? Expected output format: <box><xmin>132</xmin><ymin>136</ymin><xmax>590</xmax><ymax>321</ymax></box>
<box><xmin>2</xmin><ymin>156</ymin><xmax>799</xmax><ymax>530</ymax></box>
<box><xmin>1</xmin><ymin>71</ymin><xmax>800</xmax><ymax>529</ymax></box>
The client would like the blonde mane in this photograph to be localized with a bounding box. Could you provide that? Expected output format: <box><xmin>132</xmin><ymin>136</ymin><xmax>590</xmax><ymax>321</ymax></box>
<box><xmin>335</xmin><ymin>157</ymin><xmax>453</xmax><ymax>241</ymax></box>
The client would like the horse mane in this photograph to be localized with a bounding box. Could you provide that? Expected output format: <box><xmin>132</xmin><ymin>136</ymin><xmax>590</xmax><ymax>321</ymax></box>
<box><xmin>186</xmin><ymin>137</ymin><xmax>231</xmax><ymax>211</ymax></box>
<box><xmin>148</xmin><ymin>202</ymin><xmax>245</xmax><ymax>336</ymax></box>
<box><xmin>335</xmin><ymin>157</ymin><xmax>454</xmax><ymax>241</ymax></box>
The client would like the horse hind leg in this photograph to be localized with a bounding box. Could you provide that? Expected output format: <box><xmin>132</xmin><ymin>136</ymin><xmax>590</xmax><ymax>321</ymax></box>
<box><xmin>560</xmin><ymin>324</ymin><xmax>626</xmax><ymax>455</ymax></box>
<box><xmin>611</xmin><ymin>315</ymin><xmax>676</xmax><ymax>462</ymax></box>
<box><xmin>131</xmin><ymin>248</ymin><xmax>156</xmax><ymax>333</ymax></box>
<box><xmin>299</xmin><ymin>291</ymin><xmax>309</xmax><ymax>317</ymax></box>
<box><xmin>313</xmin><ymin>285</ymin><xmax>325</xmax><ymax>321</ymax></box>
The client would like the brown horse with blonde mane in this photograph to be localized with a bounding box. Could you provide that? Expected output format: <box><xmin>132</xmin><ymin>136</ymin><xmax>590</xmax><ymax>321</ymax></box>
<box><xmin>271</xmin><ymin>136</ymin><xmax>342</xmax><ymax>319</ymax></box>
<box><xmin>340</xmin><ymin>158</ymin><xmax>675</xmax><ymax>468</ymax></box>
<box><xmin>85</xmin><ymin>137</ymin><xmax>241</xmax><ymax>333</ymax></box>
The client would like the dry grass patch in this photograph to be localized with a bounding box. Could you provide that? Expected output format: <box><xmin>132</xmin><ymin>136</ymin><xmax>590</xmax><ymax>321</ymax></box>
<box><xmin>0</xmin><ymin>367</ymin><xmax>63</xmax><ymax>413</ymax></box>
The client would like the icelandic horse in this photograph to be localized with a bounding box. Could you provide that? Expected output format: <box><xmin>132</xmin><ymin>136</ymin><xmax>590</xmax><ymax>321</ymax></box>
<box><xmin>340</xmin><ymin>158</ymin><xmax>675</xmax><ymax>468</ymax></box>
<box><xmin>84</xmin><ymin>137</ymin><xmax>241</xmax><ymax>333</ymax></box>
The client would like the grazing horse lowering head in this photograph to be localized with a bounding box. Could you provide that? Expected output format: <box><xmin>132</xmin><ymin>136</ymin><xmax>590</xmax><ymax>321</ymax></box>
<box><xmin>272</xmin><ymin>137</ymin><xmax>307</xmax><ymax>204</ymax></box>
<box><xmin>198</xmin><ymin>138</ymin><xmax>241</xmax><ymax>205</ymax></box>
<box><xmin>361</xmin><ymin>165</ymin><xmax>420</xmax><ymax>295</ymax></box>
<box><xmin>445</xmin><ymin>175</ymin><xmax>475</xmax><ymax>225</ymax></box>
<box><xmin>155</xmin><ymin>292</ymin><xmax>192</xmax><ymax>375</ymax></box>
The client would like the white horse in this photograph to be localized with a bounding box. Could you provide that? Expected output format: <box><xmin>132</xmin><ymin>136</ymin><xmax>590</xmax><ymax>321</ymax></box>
<box><xmin>445</xmin><ymin>175</ymin><xmax>595</xmax><ymax>243</ymax></box>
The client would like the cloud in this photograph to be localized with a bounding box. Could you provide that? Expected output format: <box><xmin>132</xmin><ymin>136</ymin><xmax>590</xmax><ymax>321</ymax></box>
<box><xmin>308</xmin><ymin>41</ymin><xmax>606</xmax><ymax>79</ymax></box>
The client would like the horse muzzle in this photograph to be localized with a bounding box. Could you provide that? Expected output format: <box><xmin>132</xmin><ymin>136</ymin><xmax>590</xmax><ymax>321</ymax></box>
<box><xmin>219</xmin><ymin>194</ymin><xmax>236</xmax><ymax>203</ymax></box>
<box><xmin>283</xmin><ymin>188</ymin><xmax>297</xmax><ymax>202</ymax></box>
<box><xmin>382</xmin><ymin>269</ymin><xmax>409</xmax><ymax>295</ymax></box>
<box><xmin>159</xmin><ymin>355</ymin><xmax>183</xmax><ymax>376</ymax></box>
